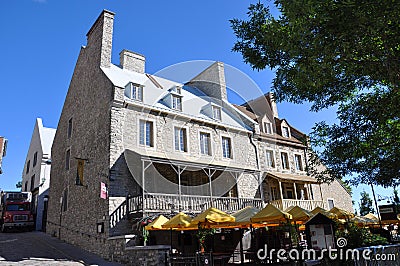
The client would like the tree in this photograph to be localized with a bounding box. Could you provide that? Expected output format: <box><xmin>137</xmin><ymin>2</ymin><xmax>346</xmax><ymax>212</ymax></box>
<box><xmin>15</xmin><ymin>181</ymin><xmax>22</xmax><ymax>189</ymax></box>
<box><xmin>231</xmin><ymin>1</ymin><xmax>400</xmax><ymax>187</ymax></box>
<box><xmin>393</xmin><ymin>188</ymin><xmax>400</xmax><ymax>213</ymax></box>
<box><xmin>359</xmin><ymin>191</ymin><xmax>374</xmax><ymax>216</ymax></box>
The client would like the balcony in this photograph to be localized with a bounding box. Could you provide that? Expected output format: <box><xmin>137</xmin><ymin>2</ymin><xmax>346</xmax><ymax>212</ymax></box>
<box><xmin>127</xmin><ymin>193</ymin><xmax>264</xmax><ymax>214</ymax></box>
<box><xmin>271</xmin><ymin>199</ymin><xmax>325</xmax><ymax>211</ymax></box>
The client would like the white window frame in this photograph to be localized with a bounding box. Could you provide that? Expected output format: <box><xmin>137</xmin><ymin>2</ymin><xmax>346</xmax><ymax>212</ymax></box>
<box><xmin>265</xmin><ymin>149</ymin><xmax>275</xmax><ymax>168</ymax></box>
<box><xmin>264</xmin><ymin>122</ymin><xmax>273</xmax><ymax>135</ymax></box>
<box><xmin>138</xmin><ymin>119</ymin><xmax>155</xmax><ymax>148</ymax></box>
<box><xmin>280</xmin><ymin>151</ymin><xmax>290</xmax><ymax>170</ymax></box>
<box><xmin>171</xmin><ymin>95</ymin><xmax>182</xmax><ymax>111</ymax></box>
<box><xmin>221</xmin><ymin>136</ymin><xmax>233</xmax><ymax>159</ymax></box>
<box><xmin>281</xmin><ymin>123</ymin><xmax>291</xmax><ymax>138</ymax></box>
<box><xmin>294</xmin><ymin>153</ymin><xmax>304</xmax><ymax>171</ymax></box>
<box><xmin>212</xmin><ymin>105</ymin><xmax>222</xmax><ymax>120</ymax></box>
<box><xmin>174</xmin><ymin>126</ymin><xmax>188</xmax><ymax>152</ymax></box>
<box><xmin>125</xmin><ymin>82</ymin><xmax>143</xmax><ymax>102</ymax></box>
<box><xmin>199</xmin><ymin>131</ymin><xmax>212</xmax><ymax>156</ymax></box>
<box><xmin>327</xmin><ymin>198</ymin><xmax>335</xmax><ymax>210</ymax></box>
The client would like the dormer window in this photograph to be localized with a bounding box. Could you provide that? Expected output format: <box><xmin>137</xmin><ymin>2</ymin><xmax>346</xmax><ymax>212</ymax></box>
<box><xmin>264</xmin><ymin>122</ymin><xmax>273</xmax><ymax>134</ymax></box>
<box><xmin>282</xmin><ymin>126</ymin><xmax>290</xmax><ymax>138</ymax></box>
<box><xmin>212</xmin><ymin>106</ymin><xmax>221</xmax><ymax>120</ymax></box>
<box><xmin>175</xmin><ymin>86</ymin><xmax>182</xmax><ymax>94</ymax></box>
<box><xmin>172</xmin><ymin>95</ymin><xmax>182</xmax><ymax>111</ymax></box>
<box><xmin>125</xmin><ymin>82</ymin><xmax>143</xmax><ymax>101</ymax></box>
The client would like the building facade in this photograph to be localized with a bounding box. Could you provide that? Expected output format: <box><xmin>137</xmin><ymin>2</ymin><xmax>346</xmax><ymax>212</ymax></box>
<box><xmin>0</xmin><ymin>136</ymin><xmax>7</xmax><ymax>175</ymax></box>
<box><xmin>21</xmin><ymin>118</ymin><xmax>55</xmax><ymax>231</ymax></box>
<box><xmin>46</xmin><ymin>10</ymin><xmax>352</xmax><ymax>261</ymax></box>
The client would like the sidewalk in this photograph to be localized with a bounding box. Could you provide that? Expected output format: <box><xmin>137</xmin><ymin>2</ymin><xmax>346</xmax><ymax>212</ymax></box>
<box><xmin>0</xmin><ymin>231</ymin><xmax>122</xmax><ymax>265</ymax></box>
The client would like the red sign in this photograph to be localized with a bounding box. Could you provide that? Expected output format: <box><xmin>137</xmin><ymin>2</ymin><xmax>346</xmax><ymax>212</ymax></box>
<box><xmin>100</xmin><ymin>182</ymin><xmax>108</xmax><ymax>199</ymax></box>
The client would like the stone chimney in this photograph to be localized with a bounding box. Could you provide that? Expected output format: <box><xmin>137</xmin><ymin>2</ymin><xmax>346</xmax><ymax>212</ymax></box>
<box><xmin>119</xmin><ymin>50</ymin><xmax>146</xmax><ymax>73</ymax></box>
<box><xmin>186</xmin><ymin>61</ymin><xmax>227</xmax><ymax>101</ymax></box>
<box><xmin>268</xmin><ymin>92</ymin><xmax>279</xmax><ymax>118</ymax></box>
<box><xmin>86</xmin><ymin>10</ymin><xmax>115</xmax><ymax>68</ymax></box>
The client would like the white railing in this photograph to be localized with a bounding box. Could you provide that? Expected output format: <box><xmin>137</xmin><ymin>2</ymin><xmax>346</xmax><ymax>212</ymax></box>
<box><xmin>127</xmin><ymin>193</ymin><xmax>263</xmax><ymax>214</ymax></box>
<box><xmin>271</xmin><ymin>199</ymin><xmax>325</xmax><ymax>211</ymax></box>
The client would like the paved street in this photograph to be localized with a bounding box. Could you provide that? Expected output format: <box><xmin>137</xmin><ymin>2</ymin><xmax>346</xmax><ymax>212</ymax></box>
<box><xmin>0</xmin><ymin>231</ymin><xmax>122</xmax><ymax>265</ymax></box>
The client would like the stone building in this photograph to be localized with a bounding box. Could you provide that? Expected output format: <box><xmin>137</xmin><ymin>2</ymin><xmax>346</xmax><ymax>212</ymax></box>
<box><xmin>46</xmin><ymin>10</ymin><xmax>352</xmax><ymax>262</ymax></box>
<box><xmin>21</xmin><ymin>118</ymin><xmax>55</xmax><ymax>231</ymax></box>
<box><xmin>0</xmin><ymin>136</ymin><xmax>7</xmax><ymax>175</ymax></box>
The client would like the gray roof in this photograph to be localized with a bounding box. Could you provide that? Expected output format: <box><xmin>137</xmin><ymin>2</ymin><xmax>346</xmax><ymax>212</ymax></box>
<box><xmin>101</xmin><ymin>64</ymin><xmax>256</xmax><ymax>131</ymax></box>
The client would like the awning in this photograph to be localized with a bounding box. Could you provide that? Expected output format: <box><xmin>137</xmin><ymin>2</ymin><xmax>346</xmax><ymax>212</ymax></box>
<box><xmin>191</xmin><ymin>207</ymin><xmax>235</xmax><ymax>225</ymax></box>
<box><xmin>145</xmin><ymin>215</ymin><xmax>169</xmax><ymax>230</ymax></box>
<box><xmin>251</xmin><ymin>204</ymin><xmax>292</xmax><ymax>224</ymax></box>
<box><xmin>311</xmin><ymin>207</ymin><xmax>337</xmax><ymax>219</ymax></box>
<box><xmin>162</xmin><ymin>212</ymin><xmax>196</xmax><ymax>230</ymax></box>
<box><xmin>285</xmin><ymin>206</ymin><xmax>312</xmax><ymax>222</ymax></box>
<box><xmin>329</xmin><ymin>207</ymin><xmax>355</xmax><ymax>219</ymax></box>
<box><xmin>266</xmin><ymin>172</ymin><xmax>319</xmax><ymax>184</ymax></box>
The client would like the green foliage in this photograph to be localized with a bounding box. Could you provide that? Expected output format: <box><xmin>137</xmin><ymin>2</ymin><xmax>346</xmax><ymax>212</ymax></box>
<box><xmin>336</xmin><ymin>221</ymin><xmax>388</xmax><ymax>248</ymax></box>
<box><xmin>15</xmin><ymin>181</ymin><xmax>22</xmax><ymax>189</ymax></box>
<box><xmin>359</xmin><ymin>191</ymin><xmax>375</xmax><ymax>216</ymax></box>
<box><xmin>231</xmin><ymin>1</ymin><xmax>400</xmax><ymax>187</ymax></box>
<box><xmin>393</xmin><ymin>188</ymin><xmax>400</xmax><ymax>213</ymax></box>
<box><xmin>196</xmin><ymin>227</ymin><xmax>216</xmax><ymax>249</ymax></box>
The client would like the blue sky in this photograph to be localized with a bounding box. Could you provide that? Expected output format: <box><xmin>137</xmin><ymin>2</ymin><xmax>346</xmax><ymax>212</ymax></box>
<box><xmin>0</xmin><ymin>0</ymin><xmax>394</xmax><ymax>212</ymax></box>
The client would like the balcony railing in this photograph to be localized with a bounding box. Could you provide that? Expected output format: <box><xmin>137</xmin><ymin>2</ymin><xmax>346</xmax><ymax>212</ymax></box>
<box><xmin>271</xmin><ymin>199</ymin><xmax>325</xmax><ymax>211</ymax></box>
<box><xmin>127</xmin><ymin>193</ymin><xmax>264</xmax><ymax>214</ymax></box>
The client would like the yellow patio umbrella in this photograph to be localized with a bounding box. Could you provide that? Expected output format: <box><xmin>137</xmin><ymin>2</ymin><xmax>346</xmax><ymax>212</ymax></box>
<box><xmin>285</xmin><ymin>206</ymin><xmax>312</xmax><ymax>223</ymax></box>
<box><xmin>211</xmin><ymin>206</ymin><xmax>260</xmax><ymax>228</ymax></box>
<box><xmin>191</xmin><ymin>207</ymin><xmax>235</xmax><ymax>226</ymax></box>
<box><xmin>251</xmin><ymin>203</ymin><xmax>292</xmax><ymax>224</ymax></box>
<box><xmin>329</xmin><ymin>207</ymin><xmax>355</xmax><ymax>219</ymax></box>
<box><xmin>233</xmin><ymin>206</ymin><xmax>260</xmax><ymax>226</ymax></box>
<box><xmin>363</xmin><ymin>213</ymin><xmax>379</xmax><ymax>222</ymax></box>
<box><xmin>144</xmin><ymin>215</ymin><xmax>169</xmax><ymax>230</ymax></box>
<box><xmin>162</xmin><ymin>212</ymin><xmax>197</xmax><ymax>230</ymax></box>
<box><xmin>351</xmin><ymin>215</ymin><xmax>377</xmax><ymax>225</ymax></box>
<box><xmin>311</xmin><ymin>207</ymin><xmax>337</xmax><ymax>219</ymax></box>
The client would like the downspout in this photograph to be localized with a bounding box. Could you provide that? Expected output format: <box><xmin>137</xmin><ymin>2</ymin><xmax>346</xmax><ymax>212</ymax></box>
<box><xmin>249</xmin><ymin>131</ymin><xmax>265</xmax><ymax>203</ymax></box>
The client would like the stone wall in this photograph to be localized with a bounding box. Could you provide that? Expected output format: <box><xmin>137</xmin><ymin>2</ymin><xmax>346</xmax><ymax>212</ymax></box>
<box><xmin>46</xmin><ymin>10</ymin><xmax>115</xmax><ymax>258</ymax></box>
<box><xmin>312</xmin><ymin>179</ymin><xmax>354</xmax><ymax>212</ymax></box>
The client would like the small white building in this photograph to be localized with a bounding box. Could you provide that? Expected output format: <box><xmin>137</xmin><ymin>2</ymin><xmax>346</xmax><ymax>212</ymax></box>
<box><xmin>21</xmin><ymin>118</ymin><xmax>55</xmax><ymax>231</ymax></box>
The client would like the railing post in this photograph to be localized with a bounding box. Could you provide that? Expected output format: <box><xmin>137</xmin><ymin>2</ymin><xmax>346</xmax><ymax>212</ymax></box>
<box><xmin>126</xmin><ymin>194</ymin><xmax>130</xmax><ymax>214</ymax></box>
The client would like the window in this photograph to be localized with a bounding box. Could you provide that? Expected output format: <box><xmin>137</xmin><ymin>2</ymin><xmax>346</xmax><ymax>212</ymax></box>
<box><xmin>125</xmin><ymin>82</ymin><xmax>143</xmax><ymax>101</ymax></box>
<box><xmin>172</xmin><ymin>95</ymin><xmax>182</xmax><ymax>111</ymax></box>
<box><xmin>212</xmin><ymin>106</ymin><xmax>221</xmax><ymax>120</ymax></box>
<box><xmin>281</xmin><ymin>152</ymin><xmax>289</xmax><ymax>169</ymax></box>
<box><xmin>222</xmin><ymin>137</ymin><xmax>232</xmax><ymax>158</ymax></box>
<box><xmin>295</xmin><ymin>154</ymin><xmax>303</xmax><ymax>171</ymax></box>
<box><xmin>33</xmin><ymin>152</ymin><xmax>38</xmax><ymax>167</ymax></box>
<box><xmin>286</xmin><ymin>188</ymin><xmax>294</xmax><ymax>199</ymax></box>
<box><xmin>30</xmin><ymin>175</ymin><xmax>35</xmax><ymax>191</ymax></box>
<box><xmin>67</xmin><ymin>118</ymin><xmax>73</xmax><ymax>139</ymax></box>
<box><xmin>328</xmin><ymin>199</ymin><xmax>335</xmax><ymax>210</ymax></box>
<box><xmin>62</xmin><ymin>189</ymin><xmax>68</xmax><ymax>212</ymax></box>
<box><xmin>174</xmin><ymin>127</ymin><xmax>187</xmax><ymax>152</ymax></box>
<box><xmin>6</xmin><ymin>204</ymin><xmax>30</xmax><ymax>211</ymax></box>
<box><xmin>264</xmin><ymin>122</ymin><xmax>272</xmax><ymax>134</ymax></box>
<box><xmin>176</xmin><ymin>86</ymin><xmax>182</xmax><ymax>94</ymax></box>
<box><xmin>270</xmin><ymin>187</ymin><xmax>278</xmax><ymax>200</ymax></box>
<box><xmin>265</xmin><ymin>150</ymin><xmax>275</xmax><ymax>168</ymax></box>
<box><xmin>139</xmin><ymin>120</ymin><xmax>154</xmax><ymax>147</ymax></box>
<box><xmin>65</xmin><ymin>149</ymin><xmax>70</xmax><ymax>171</ymax></box>
<box><xmin>282</xmin><ymin>126</ymin><xmax>290</xmax><ymax>138</ymax></box>
<box><xmin>24</xmin><ymin>182</ymin><xmax>28</xmax><ymax>192</ymax></box>
<box><xmin>200</xmin><ymin>132</ymin><xmax>211</xmax><ymax>155</ymax></box>
<box><xmin>26</xmin><ymin>160</ymin><xmax>30</xmax><ymax>174</ymax></box>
